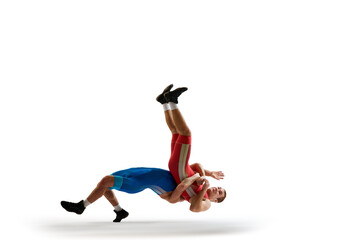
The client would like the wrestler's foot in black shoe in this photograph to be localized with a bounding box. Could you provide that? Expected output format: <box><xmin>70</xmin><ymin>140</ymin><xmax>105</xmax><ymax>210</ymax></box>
<box><xmin>156</xmin><ymin>84</ymin><xmax>173</xmax><ymax>104</ymax></box>
<box><xmin>164</xmin><ymin>87</ymin><xmax>188</xmax><ymax>104</ymax></box>
<box><xmin>60</xmin><ymin>200</ymin><xmax>85</xmax><ymax>215</ymax></box>
<box><xmin>113</xmin><ymin>209</ymin><xmax>129</xmax><ymax>222</ymax></box>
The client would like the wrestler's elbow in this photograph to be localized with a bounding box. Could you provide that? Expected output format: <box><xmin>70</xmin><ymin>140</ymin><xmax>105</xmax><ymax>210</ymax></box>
<box><xmin>177</xmin><ymin>182</ymin><xmax>188</xmax><ymax>192</ymax></box>
<box><xmin>190</xmin><ymin>206</ymin><xmax>201</xmax><ymax>212</ymax></box>
<box><xmin>194</xmin><ymin>163</ymin><xmax>203</xmax><ymax>169</ymax></box>
<box><xmin>190</xmin><ymin>163</ymin><xmax>201</xmax><ymax>171</ymax></box>
<box><xmin>189</xmin><ymin>203</ymin><xmax>204</xmax><ymax>212</ymax></box>
<box><xmin>168</xmin><ymin>198</ymin><xmax>178</xmax><ymax>204</ymax></box>
<box><xmin>190</xmin><ymin>205</ymin><xmax>208</xmax><ymax>212</ymax></box>
<box><xmin>190</xmin><ymin>200</ymin><xmax>211</xmax><ymax>212</ymax></box>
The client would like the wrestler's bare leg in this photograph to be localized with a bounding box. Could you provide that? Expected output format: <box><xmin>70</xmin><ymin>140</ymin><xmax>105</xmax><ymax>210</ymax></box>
<box><xmin>164</xmin><ymin>110</ymin><xmax>178</xmax><ymax>134</ymax></box>
<box><xmin>157</xmin><ymin>85</ymin><xmax>190</xmax><ymax>136</ymax></box>
<box><xmin>86</xmin><ymin>175</ymin><xmax>115</xmax><ymax>203</ymax></box>
<box><xmin>61</xmin><ymin>175</ymin><xmax>128</xmax><ymax>222</ymax></box>
<box><xmin>169</xmin><ymin>109</ymin><xmax>191</xmax><ymax>136</ymax></box>
<box><xmin>61</xmin><ymin>175</ymin><xmax>115</xmax><ymax>214</ymax></box>
<box><xmin>104</xmin><ymin>189</ymin><xmax>119</xmax><ymax>206</ymax></box>
<box><xmin>161</xmin><ymin>86</ymin><xmax>190</xmax><ymax>136</ymax></box>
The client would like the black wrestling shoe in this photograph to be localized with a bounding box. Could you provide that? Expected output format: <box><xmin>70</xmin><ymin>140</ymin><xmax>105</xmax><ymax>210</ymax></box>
<box><xmin>61</xmin><ymin>200</ymin><xmax>85</xmax><ymax>215</ymax></box>
<box><xmin>113</xmin><ymin>209</ymin><xmax>129</xmax><ymax>222</ymax></box>
<box><xmin>156</xmin><ymin>84</ymin><xmax>173</xmax><ymax>104</ymax></box>
<box><xmin>164</xmin><ymin>87</ymin><xmax>188</xmax><ymax>104</ymax></box>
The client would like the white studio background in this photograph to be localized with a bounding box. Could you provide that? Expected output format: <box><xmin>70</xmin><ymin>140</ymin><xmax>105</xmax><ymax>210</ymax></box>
<box><xmin>0</xmin><ymin>1</ymin><xmax>359</xmax><ymax>240</ymax></box>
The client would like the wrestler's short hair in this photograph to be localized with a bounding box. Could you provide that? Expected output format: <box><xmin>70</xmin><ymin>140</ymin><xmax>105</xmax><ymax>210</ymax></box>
<box><xmin>217</xmin><ymin>189</ymin><xmax>227</xmax><ymax>203</ymax></box>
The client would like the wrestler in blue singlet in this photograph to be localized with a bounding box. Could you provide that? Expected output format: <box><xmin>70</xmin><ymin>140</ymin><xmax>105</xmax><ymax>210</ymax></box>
<box><xmin>109</xmin><ymin>167</ymin><xmax>177</xmax><ymax>195</ymax></box>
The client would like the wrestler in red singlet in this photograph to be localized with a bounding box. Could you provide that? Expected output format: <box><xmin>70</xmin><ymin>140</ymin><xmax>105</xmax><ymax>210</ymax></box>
<box><xmin>168</xmin><ymin>134</ymin><xmax>209</xmax><ymax>201</ymax></box>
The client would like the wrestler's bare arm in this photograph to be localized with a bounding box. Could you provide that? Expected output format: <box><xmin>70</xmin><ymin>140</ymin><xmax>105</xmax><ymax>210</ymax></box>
<box><xmin>160</xmin><ymin>173</ymin><xmax>201</xmax><ymax>203</ymax></box>
<box><xmin>190</xmin><ymin>163</ymin><xmax>225</xmax><ymax>180</ymax></box>
<box><xmin>189</xmin><ymin>178</ymin><xmax>211</xmax><ymax>212</ymax></box>
<box><xmin>190</xmin><ymin>163</ymin><xmax>205</xmax><ymax>176</ymax></box>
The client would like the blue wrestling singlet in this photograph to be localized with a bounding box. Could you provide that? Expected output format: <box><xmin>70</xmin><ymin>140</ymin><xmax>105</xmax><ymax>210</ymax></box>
<box><xmin>109</xmin><ymin>167</ymin><xmax>177</xmax><ymax>195</ymax></box>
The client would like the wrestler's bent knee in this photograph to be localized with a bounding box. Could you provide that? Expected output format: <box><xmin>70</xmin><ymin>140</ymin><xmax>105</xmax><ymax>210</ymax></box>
<box><xmin>179</xmin><ymin>129</ymin><xmax>191</xmax><ymax>136</ymax></box>
<box><xmin>98</xmin><ymin>175</ymin><xmax>115</xmax><ymax>188</ymax></box>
